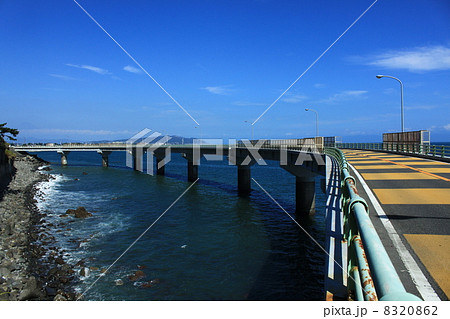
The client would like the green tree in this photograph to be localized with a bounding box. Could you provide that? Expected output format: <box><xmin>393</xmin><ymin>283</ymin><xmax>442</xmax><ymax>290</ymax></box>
<box><xmin>0</xmin><ymin>122</ymin><xmax>19</xmax><ymax>147</ymax></box>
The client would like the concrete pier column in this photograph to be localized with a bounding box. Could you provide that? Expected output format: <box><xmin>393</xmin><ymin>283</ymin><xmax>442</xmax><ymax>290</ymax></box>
<box><xmin>133</xmin><ymin>153</ymin><xmax>141</xmax><ymax>171</ymax></box>
<box><xmin>156</xmin><ymin>156</ymin><xmax>165</xmax><ymax>175</ymax></box>
<box><xmin>97</xmin><ymin>150</ymin><xmax>112</xmax><ymax>167</ymax></box>
<box><xmin>296</xmin><ymin>176</ymin><xmax>316</xmax><ymax>215</ymax></box>
<box><xmin>187</xmin><ymin>160</ymin><xmax>198</xmax><ymax>182</ymax></box>
<box><xmin>182</xmin><ymin>153</ymin><xmax>200</xmax><ymax>182</ymax></box>
<box><xmin>57</xmin><ymin>150</ymin><xmax>70</xmax><ymax>166</ymax></box>
<box><xmin>130</xmin><ymin>149</ymin><xmax>145</xmax><ymax>172</ymax></box>
<box><xmin>237</xmin><ymin>165</ymin><xmax>251</xmax><ymax>195</ymax></box>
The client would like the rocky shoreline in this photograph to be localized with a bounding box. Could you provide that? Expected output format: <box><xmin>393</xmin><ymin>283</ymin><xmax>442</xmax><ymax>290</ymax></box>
<box><xmin>0</xmin><ymin>153</ymin><xmax>78</xmax><ymax>301</ymax></box>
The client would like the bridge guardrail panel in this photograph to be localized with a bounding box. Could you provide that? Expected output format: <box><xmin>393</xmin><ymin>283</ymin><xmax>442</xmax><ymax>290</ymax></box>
<box><xmin>324</xmin><ymin>147</ymin><xmax>422</xmax><ymax>301</ymax></box>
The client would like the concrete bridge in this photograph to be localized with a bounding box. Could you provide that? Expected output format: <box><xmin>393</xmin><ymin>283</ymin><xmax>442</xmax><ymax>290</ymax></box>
<box><xmin>13</xmin><ymin>141</ymin><xmax>326</xmax><ymax>216</ymax></box>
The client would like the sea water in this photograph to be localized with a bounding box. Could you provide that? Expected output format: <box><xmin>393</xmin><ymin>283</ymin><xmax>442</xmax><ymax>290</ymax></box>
<box><xmin>32</xmin><ymin>151</ymin><xmax>326</xmax><ymax>300</ymax></box>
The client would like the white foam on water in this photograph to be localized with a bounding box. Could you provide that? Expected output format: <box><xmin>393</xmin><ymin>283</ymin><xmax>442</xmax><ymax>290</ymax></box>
<box><xmin>34</xmin><ymin>173</ymin><xmax>69</xmax><ymax>210</ymax></box>
<box><xmin>31</xmin><ymin>167</ymin><xmax>136</xmax><ymax>300</ymax></box>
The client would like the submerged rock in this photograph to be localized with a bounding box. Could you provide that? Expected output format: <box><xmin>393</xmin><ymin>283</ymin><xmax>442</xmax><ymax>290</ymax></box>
<box><xmin>65</xmin><ymin>207</ymin><xmax>92</xmax><ymax>218</ymax></box>
<box><xmin>140</xmin><ymin>278</ymin><xmax>160</xmax><ymax>288</ymax></box>
<box><xmin>128</xmin><ymin>270</ymin><xmax>145</xmax><ymax>281</ymax></box>
<box><xmin>79</xmin><ymin>267</ymin><xmax>90</xmax><ymax>277</ymax></box>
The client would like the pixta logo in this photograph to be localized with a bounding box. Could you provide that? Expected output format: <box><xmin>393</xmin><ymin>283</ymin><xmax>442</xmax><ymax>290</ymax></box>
<box><xmin>126</xmin><ymin>128</ymin><xmax>172</xmax><ymax>175</ymax></box>
<box><xmin>126</xmin><ymin>129</ymin><xmax>325</xmax><ymax>175</ymax></box>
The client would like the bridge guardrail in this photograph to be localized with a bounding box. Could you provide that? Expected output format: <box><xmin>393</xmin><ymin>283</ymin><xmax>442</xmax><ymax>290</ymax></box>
<box><xmin>325</xmin><ymin>148</ymin><xmax>421</xmax><ymax>301</ymax></box>
<box><xmin>336</xmin><ymin>143</ymin><xmax>450</xmax><ymax>160</ymax></box>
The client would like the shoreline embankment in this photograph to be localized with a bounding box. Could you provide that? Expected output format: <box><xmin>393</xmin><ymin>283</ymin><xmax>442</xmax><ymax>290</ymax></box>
<box><xmin>0</xmin><ymin>150</ymin><xmax>77</xmax><ymax>300</ymax></box>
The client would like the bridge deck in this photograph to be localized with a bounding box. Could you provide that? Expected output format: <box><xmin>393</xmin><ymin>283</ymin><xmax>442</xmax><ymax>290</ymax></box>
<box><xmin>343</xmin><ymin>149</ymin><xmax>450</xmax><ymax>301</ymax></box>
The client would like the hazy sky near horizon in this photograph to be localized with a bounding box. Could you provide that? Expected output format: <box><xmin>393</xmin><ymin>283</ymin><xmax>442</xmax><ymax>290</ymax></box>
<box><xmin>1</xmin><ymin>0</ymin><xmax>450</xmax><ymax>143</ymax></box>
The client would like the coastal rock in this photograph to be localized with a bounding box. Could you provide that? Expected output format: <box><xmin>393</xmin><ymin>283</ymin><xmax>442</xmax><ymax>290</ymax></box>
<box><xmin>4</xmin><ymin>223</ymin><xmax>13</xmax><ymax>236</ymax></box>
<box><xmin>17</xmin><ymin>288</ymin><xmax>40</xmax><ymax>301</ymax></box>
<box><xmin>54</xmin><ymin>293</ymin><xmax>68</xmax><ymax>301</ymax></box>
<box><xmin>80</xmin><ymin>267</ymin><xmax>90</xmax><ymax>277</ymax></box>
<box><xmin>45</xmin><ymin>286</ymin><xmax>57</xmax><ymax>297</ymax></box>
<box><xmin>140</xmin><ymin>281</ymin><xmax>154</xmax><ymax>288</ymax></box>
<box><xmin>140</xmin><ymin>278</ymin><xmax>160</xmax><ymax>288</ymax></box>
<box><xmin>66</xmin><ymin>206</ymin><xmax>92</xmax><ymax>218</ymax></box>
<box><xmin>114</xmin><ymin>279</ymin><xmax>124</xmax><ymax>286</ymax></box>
<box><xmin>0</xmin><ymin>290</ymin><xmax>10</xmax><ymax>301</ymax></box>
<box><xmin>128</xmin><ymin>270</ymin><xmax>145</xmax><ymax>282</ymax></box>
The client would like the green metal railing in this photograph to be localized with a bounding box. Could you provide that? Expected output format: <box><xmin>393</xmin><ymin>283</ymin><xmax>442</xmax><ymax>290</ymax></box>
<box><xmin>325</xmin><ymin>148</ymin><xmax>421</xmax><ymax>301</ymax></box>
<box><xmin>335</xmin><ymin>143</ymin><xmax>450</xmax><ymax>159</ymax></box>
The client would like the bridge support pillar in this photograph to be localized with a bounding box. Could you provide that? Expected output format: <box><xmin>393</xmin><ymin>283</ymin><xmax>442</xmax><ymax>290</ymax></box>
<box><xmin>187</xmin><ymin>160</ymin><xmax>198</xmax><ymax>182</ymax></box>
<box><xmin>156</xmin><ymin>158</ymin><xmax>165</xmax><ymax>175</ymax></box>
<box><xmin>182</xmin><ymin>153</ymin><xmax>200</xmax><ymax>182</ymax></box>
<box><xmin>296</xmin><ymin>176</ymin><xmax>316</xmax><ymax>215</ymax></box>
<box><xmin>129</xmin><ymin>149</ymin><xmax>144</xmax><ymax>172</ymax></box>
<box><xmin>97</xmin><ymin>150</ymin><xmax>112</xmax><ymax>167</ymax></box>
<box><xmin>281</xmin><ymin>164</ymin><xmax>316</xmax><ymax>216</ymax></box>
<box><xmin>57</xmin><ymin>150</ymin><xmax>70</xmax><ymax>166</ymax></box>
<box><xmin>237</xmin><ymin>165</ymin><xmax>251</xmax><ymax>195</ymax></box>
<box><xmin>154</xmin><ymin>149</ymin><xmax>169</xmax><ymax>176</ymax></box>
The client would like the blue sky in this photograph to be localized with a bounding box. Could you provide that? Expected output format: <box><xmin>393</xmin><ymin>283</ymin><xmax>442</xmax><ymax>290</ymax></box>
<box><xmin>1</xmin><ymin>0</ymin><xmax>449</xmax><ymax>143</ymax></box>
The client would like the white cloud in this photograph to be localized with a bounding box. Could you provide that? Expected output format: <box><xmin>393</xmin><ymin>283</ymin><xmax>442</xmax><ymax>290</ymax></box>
<box><xmin>49</xmin><ymin>74</ymin><xmax>77</xmax><ymax>80</ymax></box>
<box><xmin>123</xmin><ymin>65</ymin><xmax>142</xmax><ymax>74</ymax></box>
<box><xmin>66</xmin><ymin>63</ymin><xmax>111</xmax><ymax>75</ymax></box>
<box><xmin>368</xmin><ymin>45</ymin><xmax>450</xmax><ymax>72</ymax></box>
<box><xmin>201</xmin><ymin>85</ymin><xmax>233</xmax><ymax>95</ymax></box>
<box><xmin>444</xmin><ymin>124</ymin><xmax>450</xmax><ymax>131</ymax></box>
<box><xmin>232</xmin><ymin>101</ymin><xmax>265</xmax><ymax>106</ymax></box>
<box><xmin>282</xmin><ymin>94</ymin><xmax>307</xmax><ymax>104</ymax></box>
<box><xmin>321</xmin><ymin>90</ymin><xmax>368</xmax><ymax>103</ymax></box>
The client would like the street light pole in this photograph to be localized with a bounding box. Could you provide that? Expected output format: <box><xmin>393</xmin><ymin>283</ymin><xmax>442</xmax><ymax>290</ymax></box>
<box><xmin>305</xmin><ymin>108</ymin><xmax>319</xmax><ymax>138</ymax></box>
<box><xmin>376</xmin><ymin>74</ymin><xmax>404</xmax><ymax>132</ymax></box>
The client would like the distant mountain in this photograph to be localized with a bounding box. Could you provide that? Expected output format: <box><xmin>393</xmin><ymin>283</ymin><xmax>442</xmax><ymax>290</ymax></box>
<box><xmin>88</xmin><ymin>135</ymin><xmax>196</xmax><ymax>145</ymax></box>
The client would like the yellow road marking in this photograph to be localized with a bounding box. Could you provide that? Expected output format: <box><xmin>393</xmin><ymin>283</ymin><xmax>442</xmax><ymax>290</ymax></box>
<box><xmin>421</xmin><ymin>167</ymin><xmax>450</xmax><ymax>173</ymax></box>
<box><xmin>404</xmin><ymin>234</ymin><xmax>450</xmax><ymax>298</ymax></box>
<box><xmin>353</xmin><ymin>165</ymin><xmax>402</xmax><ymax>170</ymax></box>
<box><xmin>395</xmin><ymin>161</ymin><xmax>450</xmax><ymax>166</ymax></box>
<box><xmin>364</xmin><ymin>155</ymin><xmax>450</xmax><ymax>182</ymax></box>
<box><xmin>349</xmin><ymin>160</ymin><xmax>385</xmax><ymax>164</ymax></box>
<box><xmin>372</xmin><ymin>188</ymin><xmax>450</xmax><ymax>204</ymax></box>
<box><xmin>361</xmin><ymin>173</ymin><xmax>437</xmax><ymax>180</ymax></box>
<box><xmin>344</xmin><ymin>151</ymin><xmax>450</xmax><ymax>181</ymax></box>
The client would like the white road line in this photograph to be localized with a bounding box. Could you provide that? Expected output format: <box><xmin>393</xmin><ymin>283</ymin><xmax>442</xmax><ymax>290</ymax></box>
<box><xmin>349</xmin><ymin>163</ymin><xmax>440</xmax><ymax>301</ymax></box>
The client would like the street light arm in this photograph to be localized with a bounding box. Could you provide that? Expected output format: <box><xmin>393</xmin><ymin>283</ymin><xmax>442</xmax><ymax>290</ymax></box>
<box><xmin>376</xmin><ymin>75</ymin><xmax>403</xmax><ymax>86</ymax></box>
